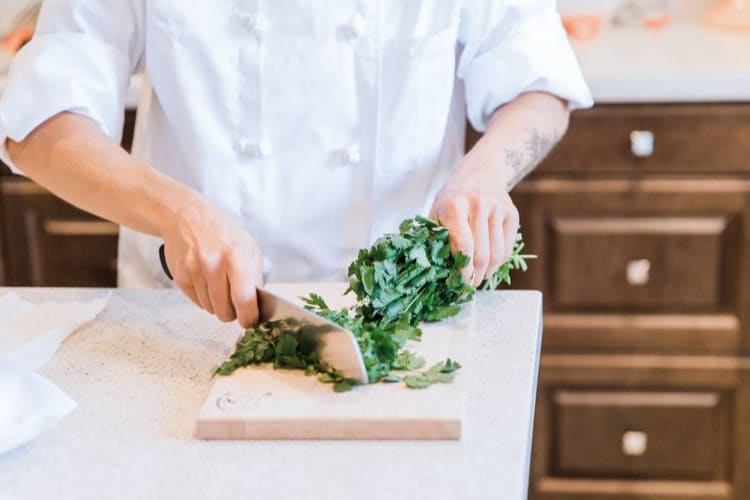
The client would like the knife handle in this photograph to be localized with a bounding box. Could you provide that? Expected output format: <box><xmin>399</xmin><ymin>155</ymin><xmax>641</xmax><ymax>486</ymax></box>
<box><xmin>158</xmin><ymin>244</ymin><xmax>173</xmax><ymax>280</ymax></box>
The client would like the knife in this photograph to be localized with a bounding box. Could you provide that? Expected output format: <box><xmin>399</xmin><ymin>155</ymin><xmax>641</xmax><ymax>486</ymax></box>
<box><xmin>158</xmin><ymin>244</ymin><xmax>368</xmax><ymax>384</ymax></box>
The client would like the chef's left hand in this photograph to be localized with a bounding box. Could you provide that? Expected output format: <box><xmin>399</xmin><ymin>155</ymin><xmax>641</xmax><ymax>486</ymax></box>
<box><xmin>430</xmin><ymin>155</ymin><xmax>519</xmax><ymax>287</ymax></box>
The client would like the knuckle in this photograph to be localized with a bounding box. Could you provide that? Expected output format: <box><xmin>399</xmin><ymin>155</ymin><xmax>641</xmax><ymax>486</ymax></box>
<box><xmin>198</xmin><ymin>250</ymin><xmax>221</xmax><ymax>273</ymax></box>
<box><xmin>238</xmin><ymin>308</ymin><xmax>259</xmax><ymax>329</ymax></box>
<box><xmin>473</xmin><ymin>252</ymin><xmax>490</xmax><ymax>268</ymax></box>
<box><xmin>184</xmin><ymin>255</ymin><xmax>200</xmax><ymax>275</ymax></box>
<box><xmin>488</xmin><ymin>254</ymin><xmax>503</xmax><ymax>272</ymax></box>
<box><xmin>441</xmin><ymin>200</ymin><xmax>460</xmax><ymax>219</ymax></box>
<box><xmin>216</xmin><ymin>309</ymin><xmax>237</xmax><ymax>323</ymax></box>
<box><xmin>468</xmin><ymin>194</ymin><xmax>486</xmax><ymax>210</ymax></box>
<box><xmin>225</xmin><ymin>245</ymin><xmax>243</xmax><ymax>264</ymax></box>
<box><xmin>174</xmin><ymin>273</ymin><xmax>193</xmax><ymax>289</ymax></box>
<box><xmin>456</xmin><ymin>238</ymin><xmax>473</xmax><ymax>256</ymax></box>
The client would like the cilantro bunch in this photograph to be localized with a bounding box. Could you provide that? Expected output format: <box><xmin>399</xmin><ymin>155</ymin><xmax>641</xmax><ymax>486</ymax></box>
<box><xmin>214</xmin><ymin>215</ymin><xmax>534</xmax><ymax>391</ymax></box>
<box><xmin>345</xmin><ymin>216</ymin><xmax>534</xmax><ymax>325</ymax></box>
<box><xmin>347</xmin><ymin>216</ymin><xmax>474</xmax><ymax>327</ymax></box>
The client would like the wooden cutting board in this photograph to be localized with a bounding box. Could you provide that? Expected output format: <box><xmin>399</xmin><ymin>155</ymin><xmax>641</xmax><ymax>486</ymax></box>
<box><xmin>195</xmin><ymin>283</ymin><xmax>473</xmax><ymax>440</ymax></box>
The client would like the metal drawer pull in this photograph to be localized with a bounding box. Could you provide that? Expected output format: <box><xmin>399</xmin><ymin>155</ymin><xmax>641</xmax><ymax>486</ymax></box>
<box><xmin>622</xmin><ymin>430</ymin><xmax>648</xmax><ymax>456</ymax></box>
<box><xmin>630</xmin><ymin>130</ymin><xmax>654</xmax><ymax>157</ymax></box>
<box><xmin>626</xmin><ymin>258</ymin><xmax>651</xmax><ymax>286</ymax></box>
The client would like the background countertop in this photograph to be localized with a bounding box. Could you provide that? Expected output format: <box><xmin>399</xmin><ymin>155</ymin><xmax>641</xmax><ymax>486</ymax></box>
<box><xmin>0</xmin><ymin>288</ymin><xmax>543</xmax><ymax>500</ymax></box>
<box><xmin>0</xmin><ymin>1</ymin><xmax>747</xmax><ymax>108</ymax></box>
<box><xmin>571</xmin><ymin>0</ymin><xmax>750</xmax><ymax>103</ymax></box>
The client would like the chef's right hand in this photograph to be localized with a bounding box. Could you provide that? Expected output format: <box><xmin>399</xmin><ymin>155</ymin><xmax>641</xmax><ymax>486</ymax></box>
<box><xmin>160</xmin><ymin>200</ymin><xmax>263</xmax><ymax>328</ymax></box>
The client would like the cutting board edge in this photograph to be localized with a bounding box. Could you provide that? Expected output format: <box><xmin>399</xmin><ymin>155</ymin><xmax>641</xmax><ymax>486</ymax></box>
<box><xmin>194</xmin><ymin>417</ymin><xmax>461</xmax><ymax>440</ymax></box>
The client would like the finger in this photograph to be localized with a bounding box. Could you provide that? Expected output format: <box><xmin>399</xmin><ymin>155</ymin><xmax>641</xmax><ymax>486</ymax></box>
<box><xmin>439</xmin><ymin>198</ymin><xmax>474</xmax><ymax>283</ymax></box>
<box><xmin>177</xmin><ymin>282</ymin><xmax>201</xmax><ymax>308</ymax></box>
<box><xmin>470</xmin><ymin>200</ymin><xmax>491</xmax><ymax>287</ymax></box>
<box><xmin>486</xmin><ymin>206</ymin><xmax>506</xmax><ymax>279</ymax></box>
<box><xmin>191</xmin><ymin>272</ymin><xmax>215</xmax><ymax>314</ymax></box>
<box><xmin>503</xmin><ymin>205</ymin><xmax>520</xmax><ymax>263</ymax></box>
<box><xmin>227</xmin><ymin>256</ymin><xmax>260</xmax><ymax>329</ymax></box>
<box><xmin>207</xmin><ymin>267</ymin><xmax>237</xmax><ymax>323</ymax></box>
<box><xmin>165</xmin><ymin>248</ymin><xmax>202</xmax><ymax>308</ymax></box>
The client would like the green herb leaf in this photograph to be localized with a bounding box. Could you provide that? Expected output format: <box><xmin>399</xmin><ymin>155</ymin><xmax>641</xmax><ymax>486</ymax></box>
<box><xmin>216</xmin><ymin>216</ymin><xmax>532</xmax><ymax>392</ymax></box>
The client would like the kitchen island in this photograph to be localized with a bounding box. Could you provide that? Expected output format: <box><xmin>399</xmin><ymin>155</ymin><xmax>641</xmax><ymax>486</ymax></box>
<box><xmin>0</xmin><ymin>288</ymin><xmax>543</xmax><ymax>500</ymax></box>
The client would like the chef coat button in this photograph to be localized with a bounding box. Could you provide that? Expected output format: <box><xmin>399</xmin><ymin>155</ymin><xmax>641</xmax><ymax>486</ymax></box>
<box><xmin>256</xmin><ymin>140</ymin><xmax>272</xmax><ymax>158</ymax></box>
<box><xmin>241</xmin><ymin>13</ymin><xmax>267</xmax><ymax>35</ymax></box>
<box><xmin>341</xmin><ymin>16</ymin><xmax>365</xmax><ymax>41</ymax></box>
<box><xmin>240</xmin><ymin>139</ymin><xmax>272</xmax><ymax>159</ymax></box>
<box><xmin>341</xmin><ymin>145</ymin><xmax>360</xmax><ymax>165</ymax></box>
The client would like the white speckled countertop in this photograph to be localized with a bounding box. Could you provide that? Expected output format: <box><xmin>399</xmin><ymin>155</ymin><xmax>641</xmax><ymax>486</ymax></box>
<box><xmin>0</xmin><ymin>288</ymin><xmax>543</xmax><ymax>500</ymax></box>
<box><xmin>571</xmin><ymin>0</ymin><xmax>750</xmax><ymax>103</ymax></box>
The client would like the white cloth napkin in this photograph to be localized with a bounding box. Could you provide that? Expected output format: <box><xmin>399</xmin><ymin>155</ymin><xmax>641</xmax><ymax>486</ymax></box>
<box><xmin>0</xmin><ymin>292</ymin><xmax>110</xmax><ymax>454</ymax></box>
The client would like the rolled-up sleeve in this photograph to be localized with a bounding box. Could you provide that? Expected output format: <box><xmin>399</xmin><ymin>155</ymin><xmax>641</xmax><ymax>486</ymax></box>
<box><xmin>0</xmin><ymin>0</ymin><xmax>143</xmax><ymax>174</ymax></box>
<box><xmin>458</xmin><ymin>0</ymin><xmax>593</xmax><ymax>132</ymax></box>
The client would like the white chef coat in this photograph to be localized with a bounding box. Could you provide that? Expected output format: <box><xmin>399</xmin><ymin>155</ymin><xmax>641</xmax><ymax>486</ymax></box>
<box><xmin>0</xmin><ymin>0</ymin><xmax>592</xmax><ymax>287</ymax></box>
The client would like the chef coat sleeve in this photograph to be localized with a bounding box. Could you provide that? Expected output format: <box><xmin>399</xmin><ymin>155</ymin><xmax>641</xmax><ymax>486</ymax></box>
<box><xmin>0</xmin><ymin>0</ymin><xmax>144</xmax><ymax>174</ymax></box>
<box><xmin>457</xmin><ymin>0</ymin><xmax>593</xmax><ymax>133</ymax></box>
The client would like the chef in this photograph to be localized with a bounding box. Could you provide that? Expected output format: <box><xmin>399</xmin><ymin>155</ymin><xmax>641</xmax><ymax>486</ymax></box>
<box><xmin>0</xmin><ymin>0</ymin><xmax>591</xmax><ymax>327</ymax></box>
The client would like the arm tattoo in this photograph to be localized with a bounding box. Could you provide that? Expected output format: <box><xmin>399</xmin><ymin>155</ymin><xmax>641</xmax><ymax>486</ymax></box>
<box><xmin>505</xmin><ymin>127</ymin><xmax>560</xmax><ymax>190</ymax></box>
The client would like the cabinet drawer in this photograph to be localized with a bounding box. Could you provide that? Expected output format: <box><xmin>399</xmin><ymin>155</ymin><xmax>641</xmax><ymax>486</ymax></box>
<box><xmin>553</xmin><ymin>216</ymin><xmax>726</xmax><ymax>311</ymax></box>
<box><xmin>552</xmin><ymin>390</ymin><xmax>728</xmax><ymax>480</ymax></box>
<box><xmin>2</xmin><ymin>180</ymin><xmax>118</xmax><ymax>286</ymax></box>
<box><xmin>514</xmin><ymin>179</ymin><xmax>748</xmax><ymax>315</ymax></box>
<box><xmin>537</xmin><ymin>104</ymin><xmax>750</xmax><ymax>175</ymax></box>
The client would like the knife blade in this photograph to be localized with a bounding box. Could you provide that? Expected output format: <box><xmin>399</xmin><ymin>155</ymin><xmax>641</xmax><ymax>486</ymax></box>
<box><xmin>158</xmin><ymin>244</ymin><xmax>369</xmax><ymax>384</ymax></box>
<box><xmin>256</xmin><ymin>288</ymin><xmax>368</xmax><ymax>384</ymax></box>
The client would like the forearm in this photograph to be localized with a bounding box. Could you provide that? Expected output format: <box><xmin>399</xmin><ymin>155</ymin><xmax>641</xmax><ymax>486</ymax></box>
<box><xmin>468</xmin><ymin>91</ymin><xmax>570</xmax><ymax>190</ymax></box>
<box><xmin>6</xmin><ymin>112</ymin><xmax>203</xmax><ymax>237</ymax></box>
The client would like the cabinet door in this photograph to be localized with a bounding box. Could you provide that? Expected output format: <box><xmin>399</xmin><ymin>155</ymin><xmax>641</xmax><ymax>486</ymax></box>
<box><xmin>2</xmin><ymin>179</ymin><xmax>118</xmax><ymax>287</ymax></box>
<box><xmin>538</xmin><ymin>104</ymin><xmax>750</xmax><ymax>176</ymax></box>
<box><xmin>0</xmin><ymin>109</ymin><xmax>135</xmax><ymax>286</ymax></box>
<box><xmin>512</xmin><ymin>178</ymin><xmax>750</xmax><ymax>355</ymax></box>
<box><xmin>530</xmin><ymin>354</ymin><xmax>745</xmax><ymax>500</ymax></box>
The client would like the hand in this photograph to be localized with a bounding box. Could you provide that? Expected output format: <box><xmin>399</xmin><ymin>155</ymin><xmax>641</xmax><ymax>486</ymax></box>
<box><xmin>430</xmin><ymin>155</ymin><xmax>520</xmax><ymax>287</ymax></box>
<box><xmin>160</xmin><ymin>200</ymin><xmax>263</xmax><ymax>328</ymax></box>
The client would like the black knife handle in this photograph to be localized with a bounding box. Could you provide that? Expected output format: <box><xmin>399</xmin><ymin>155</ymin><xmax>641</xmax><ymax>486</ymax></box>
<box><xmin>158</xmin><ymin>244</ymin><xmax>173</xmax><ymax>280</ymax></box>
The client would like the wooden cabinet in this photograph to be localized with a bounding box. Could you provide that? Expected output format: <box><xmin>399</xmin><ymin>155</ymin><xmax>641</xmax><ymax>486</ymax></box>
<box><xmin>0</xmin><ymin>110</ymin><xmax>135</xmax><ymax>286</ymax></box>
<box><xmin>0</xmin><ymin>175</ymin><xmax>6</xmax><ymax>285</ymax></box>
<box><xmin>551</xmin><ymin>390</ymin><xmax>727</xmax><ymax>480</ymax></box>
<box><xmin>532</xmin><ymin>354</ymin><xmax>749</xmax><ymax>500</ymax></box>
<box><xmin>535</xmin><ymin>104</ymin><xmax>750</xmax><ymax>175</ymax></box>
<box><xmin>470</xmin><ymin>103</ymin><xmax>750</xmax><ymax>500</ymax></box>
<box><xmin>1</xmin><ymin>179</ymin><xmax>118</xmax><ymax>286</ymax></box>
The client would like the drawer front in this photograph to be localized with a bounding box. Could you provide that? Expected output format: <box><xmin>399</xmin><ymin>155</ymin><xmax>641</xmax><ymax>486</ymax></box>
<box><xmin>513</xmin><ymin>179</ymin><xmax>748</xmax><ymax>316</ymax></box>
<box><xmin>536</xmin><ymin>104</ymin><xmax>750</xmax><ymax>175</ymax></box>
<box><xmin>552</xmin><ymin>216</ymin><xmax>726</xmax><ymax>311</ymax></box>
<box><xmin>552</xmin><ymin>390</ymin><xmax>727</xmax><ymax>480</ymax></box>
<box><xmin>2</xmin><ymin>180</ymin><xmax>118</xmax><ymax>286</ymax></box>
<box><xmin>511</xmin><ymin>180</ymin><xmax>750</xmax><ymax>355</ymax></box>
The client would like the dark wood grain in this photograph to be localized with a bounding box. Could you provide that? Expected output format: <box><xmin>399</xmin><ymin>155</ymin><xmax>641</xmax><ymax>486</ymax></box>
<box><xmin>542</xmin><ymin>313</ymin><xmax>740</xmax><ymax>355</ymax></box>
<box><xmin>552</xmin><ymin>216</ymin><xmax>727</xmax><ymax>311</ymax></box>
<box><xmin>539</xmin><ymin>104</ymin><xmax>750</xmax><ymax>175</ymax></box>
<box><xmin>0</xmin><ymin>109</ymin><xmax>136</xmax><ymax>286</ymax></box>
<box><xmin>530</xmin><ymin>354</ymin><xmax>750</xmax><ymax>500</ymax></box>
<box><xmin>553</xmin><ymin>390</ymin><xmax>726</xmax><ymax>480</ymax></box>
<box><xmin>2</xmin><ymin>179</ymin><xmax>118</xmax><ymax>287</ymax></box>
<box><xmin>535</xmin><ymin>478</ymin><xmax>730</xmax><ymax>500</ymax></box>
<box><xmin>495</xmin><ymin>104</ymin><xmax>750</xmax><ymax>500</ymax></box>
<box><xmin>512</xmin><ymin>178</ymin><xmax>750</xmax><ymax>353</ymax></box>
<box><xmin>0</xmin><ymin>173</ymin><xmax>6</xmax><ymax>285</ymax></box>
